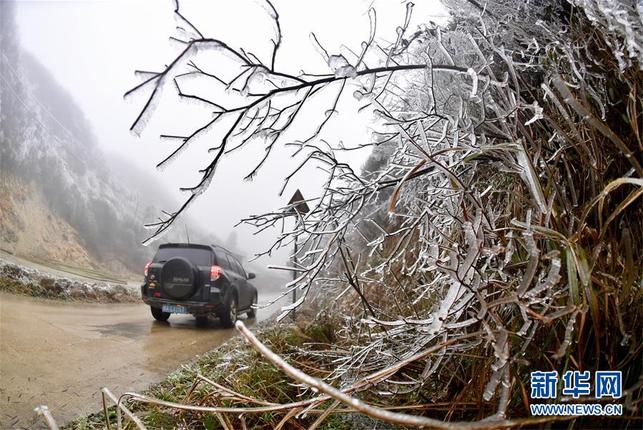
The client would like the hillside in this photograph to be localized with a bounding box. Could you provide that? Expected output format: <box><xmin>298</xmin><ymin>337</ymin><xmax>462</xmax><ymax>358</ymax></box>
<box><xmin>0</xmin><ymin>174</ymin><xmax>95</xmax><ymax>268</ymax></box>
<box><xmin>0</xmin><ymin>2</ymin><xmax>225</xmax><ymax>276</ymax></box>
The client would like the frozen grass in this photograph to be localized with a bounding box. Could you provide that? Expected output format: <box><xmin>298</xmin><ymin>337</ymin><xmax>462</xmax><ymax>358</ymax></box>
<box><xmin>64</xmin><ymin>1</ymin><xmax>642</xmax><ymax>428</ymax></box>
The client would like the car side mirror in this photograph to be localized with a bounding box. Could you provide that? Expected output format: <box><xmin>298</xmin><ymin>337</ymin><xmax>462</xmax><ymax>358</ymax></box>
<box><xmin>247</xmin><ymin>272</ymin><xmax>256</xmax><ymax>280</ymax></box>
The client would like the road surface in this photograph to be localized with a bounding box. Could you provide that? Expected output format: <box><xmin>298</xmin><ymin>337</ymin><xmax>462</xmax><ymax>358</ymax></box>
<box><xmin>0</xmin><ymin>291</ymin><xmax>287</xmax><ymax>429</ymax></box>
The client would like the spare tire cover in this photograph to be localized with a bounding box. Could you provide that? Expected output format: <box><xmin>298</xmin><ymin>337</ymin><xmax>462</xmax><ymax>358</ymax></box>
<box><xmin>161</xmin><ymin>257</ymin><xmax>197</xmax><ymax>300</ymax></box>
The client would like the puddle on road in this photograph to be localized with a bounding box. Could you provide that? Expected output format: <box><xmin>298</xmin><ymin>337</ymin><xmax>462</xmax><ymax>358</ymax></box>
<box><xmin>90</xmin><ymin>321</ymin><xmax>151</xmax><ymax>339</ymax></box>
<box><xmin>0</xmin><ymin>291</ymin><xmax>289</xmax><ymax>429</ymax></box>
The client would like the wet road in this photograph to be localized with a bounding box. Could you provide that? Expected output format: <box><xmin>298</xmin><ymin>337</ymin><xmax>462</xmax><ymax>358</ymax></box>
<box><xmin>0</xmin><ymin>291</ymin><xmax>287</xmax><ymax>429</ymax></box>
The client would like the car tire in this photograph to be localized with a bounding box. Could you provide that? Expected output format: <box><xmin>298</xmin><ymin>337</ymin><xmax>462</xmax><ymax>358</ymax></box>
<box><xmin>247</xmin><ymin>292</ymin><xmax>258</xmax><ymax>319</ymax></box>
<box><xmin>151</xmin><ymin>306</ymin><xmax>170</xmax><ymax>322</ymax></box>
<box><xmin>195</xmin><ymin>315</ymin><xmax>209</xmax><ymax>326</ymax></box>
<box><xmin>219</xmin><ymin>294</ymin><xmax>238</xmax><ymax>328</ymax></box>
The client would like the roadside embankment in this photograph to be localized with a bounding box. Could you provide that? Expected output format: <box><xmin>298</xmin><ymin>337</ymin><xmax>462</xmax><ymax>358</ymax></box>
<box><xmin>0</xmin><ymin>257</ymin><xmax>138</xmax><ymax>302</ymax></box>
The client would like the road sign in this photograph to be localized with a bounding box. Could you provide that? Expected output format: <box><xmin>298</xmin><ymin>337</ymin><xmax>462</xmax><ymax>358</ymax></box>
<box><xmin>288</xmin><ymin>189</ymin><xmax>310</xmax><ymax>215</ymax></box>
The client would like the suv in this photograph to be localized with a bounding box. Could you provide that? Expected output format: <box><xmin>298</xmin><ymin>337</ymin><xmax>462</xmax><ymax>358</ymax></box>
<box><xmin>141</xmin><ymin>243</ymin><xmax>257</xmax><ymax>327</ymax></box>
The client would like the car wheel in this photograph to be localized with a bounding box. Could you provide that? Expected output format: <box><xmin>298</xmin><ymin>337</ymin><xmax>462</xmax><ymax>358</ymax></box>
<box><xmin>151</xmin><ymin>306</ymin><xmax>170</xmax><ymax>322</ymax></box>
<box><xmin>195</xmin><ymin>315</ymin><xmax>209</xmax><ymax>326</ymax></box>
<box><xmin>219</xmin><ymin>294</ymin><xmax>238</xmax><ymax>328</ymax></box>
<box><xmin>247</xmin><ymin>292</ymin><xmax>258</xmax><ymax>319</ymax></box>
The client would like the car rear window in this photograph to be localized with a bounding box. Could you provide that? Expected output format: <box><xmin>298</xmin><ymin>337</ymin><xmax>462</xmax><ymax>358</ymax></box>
<box><xmin>153</xmin><ymin>247</ymin><xmax>212</xmax><ymax>266</ymax></box>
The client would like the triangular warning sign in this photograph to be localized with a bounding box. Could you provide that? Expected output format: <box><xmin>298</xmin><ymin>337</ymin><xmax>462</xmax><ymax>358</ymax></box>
<box><xmin>288</xmin><ymin>189</ymin><xmax>310</xmax><ymax>214</ymax></box>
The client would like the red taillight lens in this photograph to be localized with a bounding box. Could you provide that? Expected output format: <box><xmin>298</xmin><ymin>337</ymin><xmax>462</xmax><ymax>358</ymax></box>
<box><xmin>144</xmin><ymin>261</ymin><xmax>152</xmax><ymax>277</ymax></box>
<box><xmin>210</xmin><ymin>265</ymin><xmax>222</xmax><ymax>281</ymax></box>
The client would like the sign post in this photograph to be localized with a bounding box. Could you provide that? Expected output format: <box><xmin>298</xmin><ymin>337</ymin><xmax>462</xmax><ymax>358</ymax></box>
<box><xmin>287</xmin><ymin>189</ymin><xmax>309</xmax><ymax>318</ymax></box>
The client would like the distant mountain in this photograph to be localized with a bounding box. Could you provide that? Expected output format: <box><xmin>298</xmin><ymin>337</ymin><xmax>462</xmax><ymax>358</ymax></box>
<box><xmin>0</xmin><ymin>2</ymin><xmax>219</xmax><ymax>275</ymax></box>
<box><xmin>0</xmin><ymin>2</ymin><xmax>290</xmax><ymax>284</ymax></box>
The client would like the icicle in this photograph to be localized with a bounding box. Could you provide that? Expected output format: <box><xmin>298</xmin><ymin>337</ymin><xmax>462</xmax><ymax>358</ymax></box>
<box><xmin>526</xmin><ymin>256</ymin><xmax>561</xmax><ymax>298</ymax></box>
<box><xmin>516</xmin><ymin>143</ymin><xmax>547</xmax><ymax>214</ymax></box>
<box><xmin>467</xmin><ymin>68</ymin><xmax>479</xmax><ymax>97</ymax></box>
<box><xmin>476</xmin><ymin>291</ymin><xmax>489</xmax><ymax>320</ymax></box>
<box><xmin>553</xmin><ymin>310</ymin><xmax>579</xmax><ymax>359</ymax></box>
<box><xmin>517</xmin><ymin>319</ymin><xmax>532</xmax><ymax>337</ymax></box>
<box><xmin>445</xmin><ymin>318</ymin><xmax>478</xmax><ymax>329</ymax></box>
<box><xmin>500</xmin><ymin>231</ymin><xmax>514</xmax><ymax>281</ymax></box>
<box><xmin>421</xmin><ymin>338</ymin><xmax>447</xmax><ymax>380</ymax></box>
<box><xmin>483</xmin><ymin>365</ymin><xmax>503</xmax><ymax>401</ymax></box>
<box><xmin>457</xmin><ymin>221</ymin><xmax>481</xmax><ymax>281</ymax></box>
<box><xmin>524</xmin><ymin>100</ymin><xmax>544</xmax><ymax>125</ymax></box>
<box><xmin>491</xmin><ymin>328</ymin><xmax>509</xmax><ymax>371</ymax></box>
<box><xmin>425</xmin><ymin>279</ymin><xmax>463</xmax><ymax>336</ymax></box>
<box><xmin>495</xmin><ymin>366</ymin><xmax>511</xmax><ymax>418</ymax></box>
<box><xmin>517</xmin><ymin>230</ymin><xmax>540</xmax><ymax>296</ymax></box>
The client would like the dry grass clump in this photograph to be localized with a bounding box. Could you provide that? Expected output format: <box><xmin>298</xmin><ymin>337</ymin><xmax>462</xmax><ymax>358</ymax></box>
<box><xmin>293</xmin><ymin>2</ymin><xmax>643</xmax><ymax>427</ymax></box>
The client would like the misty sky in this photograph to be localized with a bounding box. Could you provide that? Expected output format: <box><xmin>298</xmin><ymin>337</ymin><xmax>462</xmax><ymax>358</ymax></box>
<box><xmin>14</xmin><ymin>0</ymin><xmax>449</xmax><ymax>264</ymax></box>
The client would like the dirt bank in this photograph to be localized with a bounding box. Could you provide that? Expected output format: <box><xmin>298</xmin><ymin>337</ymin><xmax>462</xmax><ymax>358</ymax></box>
<box><xmin>0</xmin><ymin>257</ymin><xmax>139</xmax><ymax>303</ymax></box>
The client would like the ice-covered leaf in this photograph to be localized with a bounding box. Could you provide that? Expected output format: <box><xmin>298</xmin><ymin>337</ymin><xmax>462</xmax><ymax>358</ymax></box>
<box><xmin>328</xmin><ymin>54</ymin><xmax>357</xmax><ymax>78</ymax></box>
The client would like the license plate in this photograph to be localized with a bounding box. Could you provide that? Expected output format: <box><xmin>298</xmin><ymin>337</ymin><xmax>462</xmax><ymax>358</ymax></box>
<box><xmin>162</xmin><ymin>304</ymin><xmax>187</xmax><ymax>314</ymax></box>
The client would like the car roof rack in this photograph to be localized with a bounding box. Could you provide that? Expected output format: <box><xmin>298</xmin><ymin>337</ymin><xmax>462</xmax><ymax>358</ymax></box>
<box><xmin>159</xmin><ymin>243</ymin><xmax>211</xmax><ymax>250</ymax></box>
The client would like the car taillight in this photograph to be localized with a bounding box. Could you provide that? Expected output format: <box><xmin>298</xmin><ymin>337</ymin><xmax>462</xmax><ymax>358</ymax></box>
<box><xmin>210</xmin><ymin>265</ymin><xmax>222</xmax><ymax>281</ymax></box>
<box><xmin>144</xmin><ymin>261</ymin><xmax>152</xmax><ymax>277</ymax></box>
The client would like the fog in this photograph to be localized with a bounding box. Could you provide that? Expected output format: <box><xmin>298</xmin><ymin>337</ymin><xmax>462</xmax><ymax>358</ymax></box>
<box><xmin>13</xmin><ymin>0</ymin><xmax>449</xmax><ymax>265</ymax></box>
